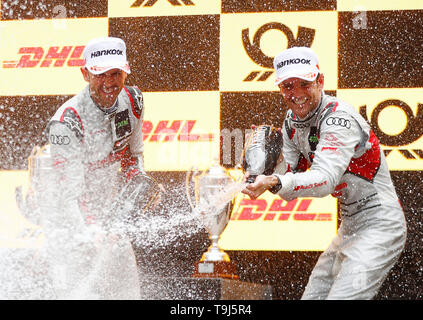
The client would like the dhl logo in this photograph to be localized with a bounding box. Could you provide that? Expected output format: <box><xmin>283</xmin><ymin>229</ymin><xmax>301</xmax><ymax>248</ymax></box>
<box><xmin>231</xmin><ymin>198</ymin><xmax>333</xmax><ymax>222</ymax></box>
<box><xmin>142</xmin><ymin>120</ymin><xmax>214</xmax><ymax>142</ymax></box>
<box><xmin>3</xmin><ymin>46</ymin><xmax>85</xmax><ymax>68</ymax></box>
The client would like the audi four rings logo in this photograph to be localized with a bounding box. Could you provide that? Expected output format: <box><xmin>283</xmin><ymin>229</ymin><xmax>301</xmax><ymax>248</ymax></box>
<box><xmin>50</xmin><ymin>135</ymin><xmax>70</xmax><ymax>145</ymax></box>
<box><xmin>325</xmin><ymin>117</ymin><xmax>351</xmax><ymax>129</ymax></box>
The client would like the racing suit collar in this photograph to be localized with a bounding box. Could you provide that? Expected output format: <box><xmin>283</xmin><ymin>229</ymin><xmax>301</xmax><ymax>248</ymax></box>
<box><xmin>97</xmin><ymin>100</ymin><xmax>118</xmax><ymax>116</ymax></box>
<box><xmin>86</xmin><ymin>86</ymin><xmax>119</xmax><ymax>116</ymax></box>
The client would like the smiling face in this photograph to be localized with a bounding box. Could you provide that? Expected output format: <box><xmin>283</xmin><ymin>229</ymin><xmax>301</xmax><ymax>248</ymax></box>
<box><xmin>81</xmin><ymin>67</ymin><xmax>127</xmax><ymax>108</ymax></box>
<box><xmin>278</xmin><ymin>73</ymin><xmax>324</xmax><ymax>120</ymax></box>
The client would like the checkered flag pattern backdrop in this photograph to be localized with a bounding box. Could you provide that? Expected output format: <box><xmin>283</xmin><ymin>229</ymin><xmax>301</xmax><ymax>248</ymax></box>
<box><xmin>0</xmin><ymin>0</ymin><xmax>423</xmax><ymax>299</ymax></box>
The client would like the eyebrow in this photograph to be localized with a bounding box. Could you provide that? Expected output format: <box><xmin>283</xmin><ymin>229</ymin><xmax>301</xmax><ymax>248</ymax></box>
<box><xmin>282</xmin><ymin>80</ymin><xmax>313</xmax><ymax>87</ymax></box>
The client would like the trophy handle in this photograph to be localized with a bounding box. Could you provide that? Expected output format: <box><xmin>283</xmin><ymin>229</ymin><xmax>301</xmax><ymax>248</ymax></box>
<box><xmin>185</xmin><ymin>167</ymin><xmax>199</xmax><ymax>211</ymax></box>
<box><xmin>15</xmin><ymin>186</ymin><xmax>26</xmax><ymax>214</ymax></box>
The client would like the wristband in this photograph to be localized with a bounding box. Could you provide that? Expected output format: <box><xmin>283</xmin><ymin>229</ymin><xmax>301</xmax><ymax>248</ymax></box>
<box><xmin>268</xmin><ymin>175</ymin><xmax>282</xmax><ymax>194</ymax></box>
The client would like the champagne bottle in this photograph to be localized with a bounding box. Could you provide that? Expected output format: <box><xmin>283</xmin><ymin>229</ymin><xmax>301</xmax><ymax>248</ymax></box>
<box><xmin>242</xmin><ymin>125</ymin><xmax>283</xmax><ymax>183</ymax></box>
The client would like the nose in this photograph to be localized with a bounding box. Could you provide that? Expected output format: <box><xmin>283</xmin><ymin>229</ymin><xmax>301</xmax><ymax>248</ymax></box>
<box><xmin>281</xmin><ymin>85</ymin><xmax>301</xmax><ymax>101</ymax></box>
<box><xmin>104</xmin><ymin>74</ymin><xmax>116</xmax><ymax>87</ymax></box>
<box><xmin>290</xmin><ymin>83</ymin><xmax>309</xmax><ymax>100</ymax></box>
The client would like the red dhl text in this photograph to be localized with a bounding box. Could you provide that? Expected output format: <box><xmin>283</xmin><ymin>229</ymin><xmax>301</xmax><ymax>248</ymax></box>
<box><xmin>3</xmin><ymin>46</ymin><xmax>85</xmax><ymax>68</ymax></box>
<box><xmin>142</xmin><ymin>120</ymin><xmax>214</xmax><ymax>142</ymax></box>
<box><xmin>231</xmin><ymin>198</ymin><xmax>333</xmax><ymax>222</ymax></box>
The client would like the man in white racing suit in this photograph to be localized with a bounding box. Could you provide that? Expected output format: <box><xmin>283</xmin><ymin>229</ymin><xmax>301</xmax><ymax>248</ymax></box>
<box><xmin>44</xmin><ymin>37</ymin><xmax>145</xmax><ymax>299</ymax></box>
<box><xmin>242</xmin><ymin>47</ymin><xmax>406</xmax><ymax>299</ymax></box>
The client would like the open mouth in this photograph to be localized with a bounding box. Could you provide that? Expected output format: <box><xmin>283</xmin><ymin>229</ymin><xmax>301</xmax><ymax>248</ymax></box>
<box><xmin>102</xmin><ymin>85</ymin><xmax>118</xmax><ymax>95</ymax></box>
<box><xmin>291</xmin><ymin>97</ymin><xmax>308</xmax><ymax>106</ymax></box>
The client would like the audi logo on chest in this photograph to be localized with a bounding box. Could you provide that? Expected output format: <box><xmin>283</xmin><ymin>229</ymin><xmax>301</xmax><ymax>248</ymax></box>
<box><xmin>50</xmin><ymin>135</ymin><xmax>71</xmax><ymax>145</ymax></box>
<box><xmin>325</xmin><ymin>117</ymin><xmax>351</xmax><ymax>129</ymax></box>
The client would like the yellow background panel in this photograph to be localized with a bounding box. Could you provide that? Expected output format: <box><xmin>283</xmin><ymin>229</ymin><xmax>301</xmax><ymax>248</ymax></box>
<box><xmin>108</xmin><ymin>0</ymin><xmax>220</xmax><ymax>18</ymax></box>
<box><xmin>142</xmin><ymin>91</ymin><xmax>220</xmax><ymax>171</ymax></box>
<box><xmin>337</xmin><ymin>88</ymin><xmax>423</xmax><ymax>170</ymax></box>
<box><xmin>337</xmin><ymin>0</ymin><xmax>423</xmax><ymax>11</ymax></box>
<box><xmin>0</xmin><ymin>171</ymin><xmax>43</xmax><ymax>248</ymax></box>
<box><xmin>220</xmin><ymin>11</ymin><xmax>338</xmax><ymax>92</ymax></box>
<box><xmin>0</xmin><ymin>18</ymin><xmax>108</xmax><ymax>96</ymax></box>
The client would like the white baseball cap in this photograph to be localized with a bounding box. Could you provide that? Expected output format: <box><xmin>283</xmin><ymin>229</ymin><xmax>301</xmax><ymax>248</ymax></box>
<box><xmin>273</xmin><ymin>46</ymin><xmax>319</xmax><ymax>85</ymax></box>
<box><xmin>83</xmin><ymin>37</ymin><xmax>131</xmax><ymax>75</ymax></box>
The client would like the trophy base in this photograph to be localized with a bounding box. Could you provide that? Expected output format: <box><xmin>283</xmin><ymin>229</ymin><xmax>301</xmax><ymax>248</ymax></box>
<box><xmin>138</xmin><ymin>277</ymin><xmax>272</xmax><ymax>300</ymax></box>
<box><xmin>193</xmin><ymin>261</ymin><xmax>239</xmax><ymax>280</ymax></box>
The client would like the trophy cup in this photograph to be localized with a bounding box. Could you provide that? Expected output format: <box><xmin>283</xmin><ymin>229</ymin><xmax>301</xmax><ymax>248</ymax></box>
<box><xmin>242</xmin><ymin>125</ymin><xmax>283</xmax><ymax>183</ymax></box>
<box><xmin>15</xmin><ymin>144</ymin><xmax>54</xmax><ymax>225</ymax></box>
<box><xmin>186</xmin><ymin>162</ymin><xmax>239</xmax><ymax>279</ymax></box>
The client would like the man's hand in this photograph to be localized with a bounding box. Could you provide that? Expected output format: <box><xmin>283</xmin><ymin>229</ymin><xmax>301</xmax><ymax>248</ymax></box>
<box><xmin>241</xmin><ymin>174</ymin><xmax>280</xmax><ymax>200</ymax></box>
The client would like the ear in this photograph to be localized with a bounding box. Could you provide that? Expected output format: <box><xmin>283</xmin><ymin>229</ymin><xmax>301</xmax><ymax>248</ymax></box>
<box><xmin>317</xmin><ymin>73</ymin><xmax>324</xmax><ymax>90</ymax></box>
<box><xmin>122</xmin><ymin>71</ymin><xmax>128</xmax><ymax>82</ymax></box>
<box><xmin>80</xmin><ymin>67</ymin><xmax>90</xmax><ymax>82</ymax></box>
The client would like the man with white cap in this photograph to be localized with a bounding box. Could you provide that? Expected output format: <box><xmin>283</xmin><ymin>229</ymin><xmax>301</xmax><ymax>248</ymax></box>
<box><xmin>242</xmin><ymin>46</ymin><xmax>407</xmax><ymax>299</ymax></box>
<box><xmin>44</xmin><ymin>37</ymin><xmax>146</xmax><ymax>299</ymax></box>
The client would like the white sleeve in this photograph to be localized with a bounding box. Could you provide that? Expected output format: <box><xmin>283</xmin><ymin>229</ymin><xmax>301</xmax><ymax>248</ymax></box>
<box><xmin>48</xmin><ymin>122</ymin><xmax>87</xmax><ymax>230</ymax></box>
<box><xmin>275</xmin><ymin>111</ymin><xmax>363</xmax><ymax>200</ymax></box>
<box><xmin>281</xmin><ymin>122</ymin><xmax>304</xmax><ymax>173</ymax></box>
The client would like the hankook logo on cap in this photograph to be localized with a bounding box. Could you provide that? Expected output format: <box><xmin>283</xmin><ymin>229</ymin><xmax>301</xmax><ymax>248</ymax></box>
<box><xmin>277</xmin><ymin>58</ymin><xmax>312</xmax><ymax>69</ymax></box>
<box><xmin>90</xmin><ymin>49</ymin><xmax>123</xmax><ymax>58</ymax></box>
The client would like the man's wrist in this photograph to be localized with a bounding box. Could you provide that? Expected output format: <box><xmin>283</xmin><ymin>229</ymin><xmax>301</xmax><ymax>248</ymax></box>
<box><xmin>268</xmin><ymin>175</ymin><xmax>282</xmax><ymax>194</ymax></box>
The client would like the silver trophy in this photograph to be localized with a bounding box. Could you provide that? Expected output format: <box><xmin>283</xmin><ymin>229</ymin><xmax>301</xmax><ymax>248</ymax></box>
<box><xmin>186</xmin><ymin>162</ymin><xmax>239</xmax><ymax>278</ymax></box>
<box><xmin>16</xmin><ymin>144</ymin><xmax>162</xmax><ymax>231</ymax></box>
<box><xmin>15</xmin><ymin>144</ymin><xmax>54</xmax><ymax>226</ymax></box>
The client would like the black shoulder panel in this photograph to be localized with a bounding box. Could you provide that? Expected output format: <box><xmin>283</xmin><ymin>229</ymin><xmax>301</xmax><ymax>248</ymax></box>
<box><xmin>124</xmin><ymin>85</ymin><xmax>144</xmax><ymax>119</ymax></box>
<box><xmin>61</xmin><ymin>107</ymin><xmax>84</xmax><ymax>140</ymax></box>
